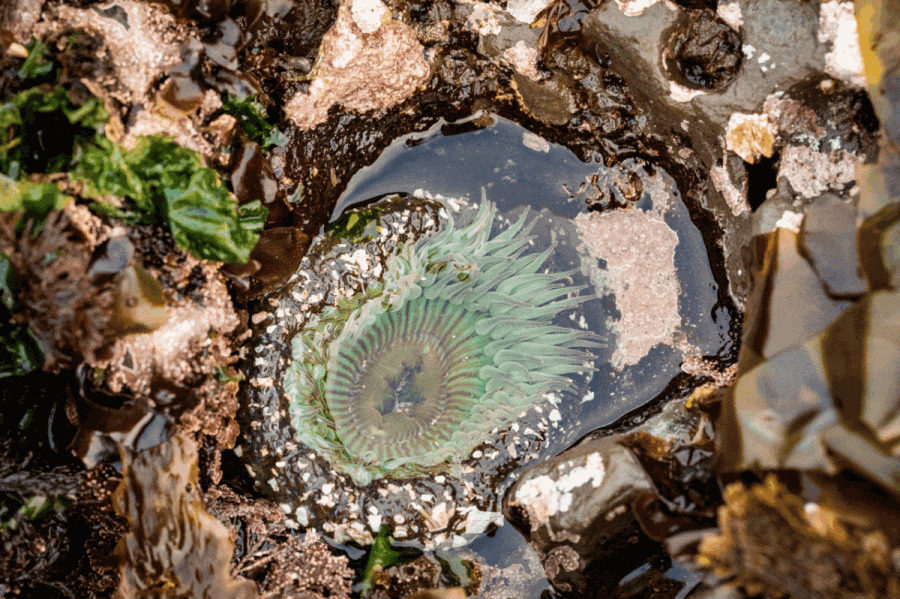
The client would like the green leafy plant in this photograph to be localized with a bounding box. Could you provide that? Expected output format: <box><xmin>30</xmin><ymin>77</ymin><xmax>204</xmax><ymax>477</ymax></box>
<box><xmin>0</xmin><ymin>178</ymin><xmax>70</xmax><ymax>234</ymax></box>
<box><xmin>18</xmin><ymin>37</ymin><xmax>57</xmax><ymax>81</ymax></box>
<box><xmin>0</xmin><ymin>252</ymin><xmax>43</xmax><ymax>378</ymax></box>
<box><xmin>359</xmin><ymin>526</ymin><xmax>402</xmax><ymax>596</ymax></box>
<box><xmin>0</xmin><ymin>324</ymin><xmax>43</xmax><ymax>378</ymax></box>
<box><xmin>221</xmin><ymin>92</ymin><xmax>284</xmax><ymax>150</ymax></box>
<box><xmin>0</xmin><ymin>494</ymin><xmax>69</xmax><ymax>531</ymax></box>
<box><xmin>0</xmin><ymin>252</ymin><xmax>14</xmax><ymax>313</ymax></box>
<box><xmin>73</xmin><ymin>135</ymin><xmax>266</xmax><ymax>263</ymax></box>
<box><xmin>0</xmin><ymin>87</ymin><xmax>107</xmax><ymax>179</ymax></box>
<box><xmin>213</xmin><ymin>364</ymin><xmax>242</xmax><ymax>382</ymax></box>
<box><xmin>1</xmin><ymin>81</ymin><xmax>266</xmax><ymax>263</ymax></box>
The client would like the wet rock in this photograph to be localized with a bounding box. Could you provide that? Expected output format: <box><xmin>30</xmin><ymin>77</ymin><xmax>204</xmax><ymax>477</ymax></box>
<box><xmin>760</xmin><ymin>82</ymin><xmax>877</xmax><ymax>202</ymax></box>
<box><xmin>456</xmin><ymin>1</ymin><xmax>588</xmax><ymax>126</ymax></box>
<box><xmin>759</xmin><ymin>82</ymin><xmax>878</xmax><ymax>203</ymax></box>
<box><xmin>505</xmin><ymin>434</ymin><xmax>656</xmax><ymax>596</ymax></box>
<box><xmin>238</xmin><ymin>0</ymin><xmax>336</xmax><ymax>107</ymax></box>
<box><xmin>583</xmin><ymin>0</ymin><xmax>838</xmax><ymax>135</ymax></box>
<box><xmin>502</xmin><ymin>41</ymin><xmax>540</xmax><ymax>81</ymax></box>
<box><xmin>41</xmin><ymin>1</ymin><xmax>188</xmax><ymax>105</ymax></box>
<box><xmin>462</xmin><ymin>1</ymin><xmax>541</xmax><ymax>76</ymax></box>
<box><xmin>716</xmin><ymin>80</ymin><xmax>875</xmax><ymax>218</ymax></box>
<box><xmin>97</xmin><ymin>254</ymin><xmax>237</xmax><ymax>392</ymax></box>
<box><xmin>779</xmin><ymin>144</ymin><xmax>857</xmax><ymax>198</ymax></box>
<box><xmin>0</xmin><ymin>0</ymin><xmax>43</xmax><ymax>43</ymax></box>
<box><xmin>207</xmin><ymin>486</ymin><xmax>355</xmax><ymax>599</ymax></box>
<box><xmin>368</xmin><ymin>554</ymin><xmax>444</xmax><ymax>599</ymax></box>
<box><xmin>579</xmin><ymin>0</ymin><xmax>875</xmax><ymax>309</ymax></box>
<box><xmin>254</xmin><ymin>530</ymin><xmax>354</xmax><ymax>599</ymax></box>
<box><xmin>504</xmin><ymin>394</ymin><xmax>717</xmax><ymax>597</ymax></box>
<box><xmin>30</xmin><ymin>0</ymin><xmax>243</xmax><ymax>162</ymax></box>
<box><xmin>662</xmin><ymin>9</ymin><xmax>743</xmax><ymax>93</ymax></box>
<box><xmin>708</xmin><ymin>152</ymin><xmax>750</xmax><ymax>216</ymax></box>
<box><xmin>512</xmin><ymin>71</ymin><xmax>578</xmax><ymax>125</ymax></box>
<box><xmin>505</xmin><ymin>0</ymin><xmax>553</xmax><ymax>25</ymax></box>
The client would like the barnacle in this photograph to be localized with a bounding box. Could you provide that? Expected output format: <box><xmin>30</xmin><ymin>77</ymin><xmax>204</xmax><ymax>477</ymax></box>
<box><xmin>239</xmin><ymin>193</ymin><xmax>600</xmax><ymax>545</ymax></box>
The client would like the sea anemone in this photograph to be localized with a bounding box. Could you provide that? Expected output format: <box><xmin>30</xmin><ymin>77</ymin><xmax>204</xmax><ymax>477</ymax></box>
<box><xmin>284</xmin><ymin>195</ymin><xmax>598</xmax><ymax>482</ymax></box>
<box><xmin>239</xmin><ymin>193</ymin><xmax>599</xmax><ymax>546</ymax></box>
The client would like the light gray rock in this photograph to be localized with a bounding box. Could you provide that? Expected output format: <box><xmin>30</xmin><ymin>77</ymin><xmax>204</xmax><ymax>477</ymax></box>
<box><xmin>579</xmin><ymin>0</ymin><xmax>830</xmax><ymax>309</ymax></box>
<box><xmin>504</xmin><ymin>396</ymin><xmax>710</xmax><ymax>597</ymax></box>
<box><xmin>504</xmin><ymin>434</ymin><xmax>657</xmax><ymax>596</ymax></box>
<box><xmin>581</xmin><ymin>0</ymin><xmax>826</xmax><ymax>163</ymax></box>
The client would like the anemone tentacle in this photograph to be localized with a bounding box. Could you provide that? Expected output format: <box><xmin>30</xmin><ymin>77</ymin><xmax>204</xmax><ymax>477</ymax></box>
<box><xmin>282</xmin><ymin>196</ymin><xmax>599</xmax><ymax>483</ymax></box>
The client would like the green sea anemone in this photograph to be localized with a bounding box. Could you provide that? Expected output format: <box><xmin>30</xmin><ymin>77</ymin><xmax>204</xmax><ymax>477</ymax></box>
<box><xmin>282</xmin><ymin>196</ymin><xmax>598</xmax><ymax>484</ymax></box>
<box><xmin>238</xmin><ymin>193</ymin><xmax>600</xmax><ymax>546</ymax></box>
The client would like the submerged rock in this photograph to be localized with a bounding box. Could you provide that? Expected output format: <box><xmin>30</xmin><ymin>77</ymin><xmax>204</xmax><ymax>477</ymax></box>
<box><xmin>574</xmin><ymin>200</ymin><xmax>681</xmax><ymax>369</ymax></box>
<box><xmin>504</xmin><ymin>435</ymin><xmax>657</xmax><ymax>596</ymax></box>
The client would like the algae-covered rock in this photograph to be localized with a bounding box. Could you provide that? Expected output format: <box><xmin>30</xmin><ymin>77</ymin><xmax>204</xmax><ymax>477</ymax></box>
<box><xmin>698</xmin><ymin>476</ymin><xmax>900</xmax><ymax>599</ymax></box>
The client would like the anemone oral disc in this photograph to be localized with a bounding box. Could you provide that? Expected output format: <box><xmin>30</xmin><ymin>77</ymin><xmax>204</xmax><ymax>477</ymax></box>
<box><xmin>326</xmin><ymin>297</ymin><xmax>489</xmax><ymax>465</ymax></box>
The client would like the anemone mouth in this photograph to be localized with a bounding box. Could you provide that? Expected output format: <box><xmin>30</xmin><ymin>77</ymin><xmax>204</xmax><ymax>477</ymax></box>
<box><xmin>326</xmin><ymin>297</ymin><xmax>490</xmax><ymax>465</ymax></box>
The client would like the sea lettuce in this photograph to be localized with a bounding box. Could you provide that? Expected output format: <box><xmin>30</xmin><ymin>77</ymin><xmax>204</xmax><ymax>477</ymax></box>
<box><xmin>73</xmin><ymin>134</ymin><xmax>266</xmax><ymax>264</ymax></box>
<box><xmin>221</xmin><ymin>91</ymin><xmax>284</xmax><ymax>150</ymax></box>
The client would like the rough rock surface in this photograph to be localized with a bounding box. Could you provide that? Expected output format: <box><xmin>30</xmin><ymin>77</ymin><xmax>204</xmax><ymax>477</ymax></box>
<box><xmin>43</xmin><ymin>1</ymin><xmax>188</xmax><ymax>104</ymax></box>
<box><xmin>505</xmin><ymin>434</ymin><xmax>656</xmax><ymax>596</ymax></box>
<box><xmin>504</xmin><ymin>393</ymin><xmax>719</xmax><ymax>597</ymax></box>
<box><xmin>575</xmin><ymin>206</ymin><xmax>681</xmax><ymax>369</ymax></box>
<box><xmin>285</xmin><ymin>0</ymin><xmax>430</xmax><ymax>129</ymax></box>
<box><xmin>578</xmin><ymin>0</ymin><xmax>870</xmax><ymax>308</ymax></box>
